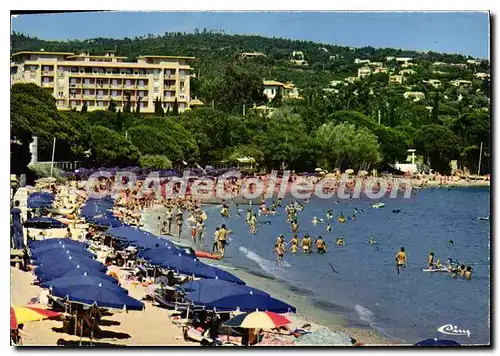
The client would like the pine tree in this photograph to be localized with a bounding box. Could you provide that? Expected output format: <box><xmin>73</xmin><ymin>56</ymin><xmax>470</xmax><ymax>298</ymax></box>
<box><xmin>172</xmin><ymin>97</ymin><xmax>179</xmax><ymax>115</ymax></box>
<box><xmin>431</xmin><ymin>92</ymin><xmax>439</xmax><ymax>123</ymax></box>
<box><xmin>115</xmin><ymin>109</ymin><xmax>123</xmax><ymax>132</ymax></box>
<box><xmin>81</xmin><ymin>101</ymin><xmax>88</xmax><ymax>113</ymax></box>
<box><xmin>108</xmin><ymin>99</ymin><xmax>117</xmax><ymax>112</ymax></box>
<box><xmin>154</xmin><ymin>97</ymin><xmax>164</xmax><ymax>116</ymax></box>
<box><xmin>135</xmin><ymin>97</ymin><xmax>141</xmax><ymax>117</ymax></box>
<box><xmin>123</xmin><ymin>95</ymin><xmax>131</xmax><ymax>113</ymax></box>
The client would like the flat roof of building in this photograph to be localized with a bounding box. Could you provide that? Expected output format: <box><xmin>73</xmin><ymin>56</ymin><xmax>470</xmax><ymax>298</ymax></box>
<box><xmin>263</xmin><ymin>80</ymin><xmax>285</xmax><ymax>86</ymax></box>
<box><xmin>12</xmin><ymin>51</ymin><xmax>75</xmax><ymax>56</ymax></box>
<box><xmin>138</xmin><ymin>55</ymin><xmax>195</xmax><ymax>60</ymax></box>
<box><xmin>67</xmin><ymin>54</ymin><xmax>128</xmax><ymax>59</ymax></box>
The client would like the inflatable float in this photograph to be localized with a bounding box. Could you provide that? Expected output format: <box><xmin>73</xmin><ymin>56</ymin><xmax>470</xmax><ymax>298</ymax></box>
<box><xmin>195</xmin><ymin>250</ymin><xmax>222</xmax><ymax>260</ymax></box>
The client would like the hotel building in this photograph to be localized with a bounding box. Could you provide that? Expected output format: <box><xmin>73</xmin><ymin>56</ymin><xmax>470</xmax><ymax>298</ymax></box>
<box><xmin>10</xmin><ymin>51</ymin><xmax>194</xmax><ymax>113</ymax></box>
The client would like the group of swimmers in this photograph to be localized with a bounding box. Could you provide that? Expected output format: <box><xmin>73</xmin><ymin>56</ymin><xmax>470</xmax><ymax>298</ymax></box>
<box><xmin>427</xmin><ymin>251</ymin><xmax>473</xmax><ymax>280</ymax></box>
<box><xmin>273</xmin><ymin>233</ymin><xmax>328</xmax><ymax>265</ymax></box>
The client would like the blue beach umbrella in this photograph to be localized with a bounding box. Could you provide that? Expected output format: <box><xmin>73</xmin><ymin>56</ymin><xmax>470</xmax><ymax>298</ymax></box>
<box><xmin>51</xmin><ymin>284</ymin><xmax>144</xmax><ymax>310</ymax></box>
<box><xmin>151</xmin><ymin>254</ymin><xmax>245</xmax><ymax>285</ymax></box>
<box><xmin>24</xmin><ymin>217</ymin><xmax>67</xmax><ymax>229</ymax></box>
<box><xmin>41</xmin><ymin>268</ymin><xmax>117</xmax><ymax>283</ymax></box>
<box><xmin>201</xmin><ymin>293</ymin><xmax>296</xmax><ymax>313</ymax></box>
<box><xmin>87</xmin><ymin>216</ymin><xmax>123</xmax><ymax>228</ymax></box>
<box><xmin>41</xmin><ymin>272</ymin><xmax>120</xmax><ymax>291</ymax></box>
<box><xmin>415</xmin><ymin>338</ymin><xmax>461</xmax><ymax>346</ymax></box>
<box><xmin>28</xmin><ymin>238</ymin><xmax>87</xmax><ymax>250</ymax></box>
<box><xmin>180</xmin><ymin>279</ymin><xmax>269</xmax><ymax>306</ymax></box>
<box><xmin>35</xmin><ymin>262</ymin><xmax>107</xmax><ymax>282</ymax></box>
<box><xmin>33</xmin><ymin>253</ymin><xmax>103</xmax><ymax>269</ymax></box>
<box><xmin>31</xmin><ymin>246</ymin><xmax>94</xmax><ymax>260</ymax></box>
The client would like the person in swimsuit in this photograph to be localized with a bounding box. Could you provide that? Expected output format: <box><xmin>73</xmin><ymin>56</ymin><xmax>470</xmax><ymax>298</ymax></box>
<box><xmin>326</xmin><ymin>223</ymin><xmax>332</xmax><ymax>232</ymax></box>
<box><xmin>369</xmin><ymin>236</ymin><xmax>376</xmax><ymax>245</ymax></box>
<box><xmin>289</xmin><ymin>235</ymin><xmax>299</xmax><ymax>254</ymax></box>
<box><xmin>274</xmin><ymin>244</ymin><xmax>284</xmax><ymax>265</ymax></box>
<box><xmin>427</xmin><ymin>251</ymin><xmax>435</xmax><ymax>269</ymax></box>
<box><xmin>302</xmin><ymin>234</ymin><xmax>312</xmax><ymax>253</ymax></box>
<box><xmin>175</xmin><ymin>210</ymin><xmax>183</xmax><ymax>238</ymax></box>
<box><xmin>395</xmin><ymin>247</ymin><xmax>407</xmax><ymax>274</ymax></box>
<box><xmin>316</xmin><ymin>236</ymin><xmax>327</xmax><ymax>253</ymax></box>
<box><xmin>218</xmin><ymin>224</ymin><xmax>229</xmax><ymax>257</ymax></box>
<box><xmin>464</xmin><ymin>266</ymin><xmax>473</xmax><ymax>280</ymax></box>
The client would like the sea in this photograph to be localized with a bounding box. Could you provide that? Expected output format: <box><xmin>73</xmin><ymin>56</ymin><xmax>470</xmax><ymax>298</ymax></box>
<box><xmin>144</xmin><ymin>186</ymin><xmax>490</xmax><ymax>345</ymax></box>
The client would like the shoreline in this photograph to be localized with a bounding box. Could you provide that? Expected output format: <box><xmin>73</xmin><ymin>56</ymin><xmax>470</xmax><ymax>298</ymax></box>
<box><xmin>142</xmin><ymin>204</ymin><xmax>401</xmax><ymax>346</ymax></box>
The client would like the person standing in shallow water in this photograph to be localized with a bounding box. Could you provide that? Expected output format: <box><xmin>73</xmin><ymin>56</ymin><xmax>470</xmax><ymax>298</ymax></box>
<box><xmin>395</xmin><ymin>247</ymin><xmax>407</xmax><ymax>274</ymax></box>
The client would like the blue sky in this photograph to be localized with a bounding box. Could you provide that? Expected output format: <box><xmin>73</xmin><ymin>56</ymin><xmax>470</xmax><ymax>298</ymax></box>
<box><xmin>11</xmin><ymin>11</ymin><xmax>490</xmax><ymax>58</ymax></box>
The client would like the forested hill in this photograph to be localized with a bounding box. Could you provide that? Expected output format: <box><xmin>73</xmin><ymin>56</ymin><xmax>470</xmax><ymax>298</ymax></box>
<box><xmin>11</xmin><ymin>31</ymin><xmax>487</xmax><ymax>90</ymax></box>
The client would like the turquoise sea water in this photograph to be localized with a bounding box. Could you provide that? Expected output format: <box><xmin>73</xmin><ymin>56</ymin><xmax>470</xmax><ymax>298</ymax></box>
<box><xmin>147</xmin><ymin>187</ymin><xmax>490</xmax><ymax>345</ymax></box>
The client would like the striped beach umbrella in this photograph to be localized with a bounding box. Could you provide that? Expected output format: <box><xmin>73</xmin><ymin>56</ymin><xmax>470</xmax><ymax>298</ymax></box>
<box><xmin>10</xmin><ymin>306</ymin><xmax>61</xmax><ymax>329</ymax></box>
<box><xmin>223</xmin><ymin>311</ymin><xmax>291</xmax><ymax>329</ymax></box>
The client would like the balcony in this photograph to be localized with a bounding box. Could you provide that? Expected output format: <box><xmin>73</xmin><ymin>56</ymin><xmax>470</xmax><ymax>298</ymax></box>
<box><xmin>164</xmin><ymin>97</ymin><xmax>177</xmax><ymax>102</ymax></box>
<box><xmin>41</xmin><ymin>82</ymin><xmax>54</xmax><ymax>87</ymax></box>
<box><xmin>82</xmin><ymin>83</ymin><xmax>95</xmax><ymax>88</ymax></box>
<box><xmin>137</xmin><ymin>85</ymin><xmax>148</xmax><ymax>90</ymax></box>
<box><xmin>137</xmin><ymin>96</ymin><xmax>148</xmax><ymax>101</ymax></box>
<box><xmin>123</xmin><ymin>85</ymin><xmax>136</xmax><ymax>89</ymax></box>
<box><xmin>70</xmin><ymin>95</ymin><xmax>83</xmax><ymax>100</ymax></box>
<box><xmin>83</xmin><ymin>94</ymin><xmax>95</xmax><ymax>100</ymax></box>
<box><xmin>96</xmin><ymin>95</ymin><xmax>109</xmax><ymax>100</ymax></box>
<box><xmin>164</xmin><ymin>85</ymin><xmax>176</xmax><ymax>91</ymax></box>
<box><xmin>164</xmin><ymin>74</ymin><xmax>176</xmax><ymax>79</ymax></box>
<box><xmin>42</xmin><ymin>71</ymin><xmax>54</xmax><ymax>76</ymax></box>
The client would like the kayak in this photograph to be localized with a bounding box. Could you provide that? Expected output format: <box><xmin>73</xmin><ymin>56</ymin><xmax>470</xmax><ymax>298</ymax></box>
<box><xmin>422</xmin><ymin>267</ymin><xmax>449</xmax><ymax>273</ymax></box>
<box><xmin>195</xmin><ymin>250</ymin><xmax>222</xmax><ymax>260</ymax></box>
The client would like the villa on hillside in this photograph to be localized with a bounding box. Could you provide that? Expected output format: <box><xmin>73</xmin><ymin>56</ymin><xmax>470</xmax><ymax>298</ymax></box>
<box><xmin>241</xmin><ymin>52</ymin><xmax>267</xmax><ymax>59</ymax></box>
<box><xmin>396</xmin><ymin>57</ymin><xmax>413</xmax><ymax>63</ymax></box>
<box><xmin>357</xmin><ymin>66</ymin><xmax>372</xmax><ymax>79</ymax></box>
<box><xmin>476</xmin><ymin>72</ymin><xmax>490</xmax><ymax>79</ymax></box>
<box><xmin>373</xmin><ymin>67</ymin><xmax>388</xmax><ymax>74</ymax></box>
<box><xmin>354</xmin><ymin>58</ymin><xmax>371</xmax><ymax>65</ymax></box>
<box><xmin>368</xmin><ymin>61</ymin><xmax>383</xmax><ymax>67</ymax></box>
<box><xmin>263</xmin><ymin>80</ymin><xmax>300</xmax><ymax>101</ymax></box>
<box><xmin>450</xmin><ymin>79</ymin><xmax>472</xmax><ymax>88</ymax></box>
<box><xmin>404</xmin><ymin>91</ymin><xmax>425</xmax><ymax>102</ymax></box>
<box><xmin>399</xmin><ymin>69</ymin><xmax>417</xmax><ymax>76</ymax></box>
<box><xmin>423</xmin><ymin>79</ymin><xmax>442</xmax><ymax>88</ymax></box>
<box><xmin>386</xmin><ymin>56</ymin><xmax>396</xmax><ymax>61</ymax></box>
<box><xmin>389</xmin><ymin>75</ymin><xmax>404</xmax><ymax>84</ymax></box>
<box><xmin>467</xmin><ymin>59</ymin><xmax>481</xmax><ymax>65</ymax></box>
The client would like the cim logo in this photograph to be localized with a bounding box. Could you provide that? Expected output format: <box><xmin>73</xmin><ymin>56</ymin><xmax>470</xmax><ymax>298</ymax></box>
<box><xmin>437</xmin><ymin>324</ymin><xmax>471</xmax><ymax>338</ymax></box>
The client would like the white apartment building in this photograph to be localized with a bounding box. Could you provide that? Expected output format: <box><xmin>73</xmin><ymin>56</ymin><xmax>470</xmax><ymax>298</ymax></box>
<box><xmin>11</xmin><ymin>50</ymin><xmax>194</xmax><ymax>113</ymax></box>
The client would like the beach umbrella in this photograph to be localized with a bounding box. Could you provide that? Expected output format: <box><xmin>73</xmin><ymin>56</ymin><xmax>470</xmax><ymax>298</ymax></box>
<box><xmin>151</xmin><ymin>254</ymin><xmax>245</xmax><ymax>285</ymax></box>
<box><xmin>24</xmin><ymin>217</ymin><xmax>67</xmax><ymax>229</ymax></box>
<box><xmin>414</xmin><ymin>338</ymin><xmax>461</xmax><ymax>346</ymax></box>
<box><xmin>34</xmin><ymin>257</ymin><xmax>106</xmax><ymax>280</ymax></box>
<box><xmin>87</xmin><ymin>216</ymin><xmax>123</xmax><ymax>228</ymax></box>
<box><xmin>138</xmin><ymin>246</ymin><xmax>188</xmax><ymax>261</ymax></box>
<box><xmin>358</xmin><ymin>170</ymin><xmax>368</xmax><ymax>176</ymax></box>
<box><xmin>41</xmin><ymin>272</ymin><xmax>119</xmax><ymax>291</ymax></box>
<box><xmin>345</xmin><ymin>169</ymin><xmax>354</xmax><ymax>175</ymax></box>
<box><xmin>28</xmin><ymin>238</ymin><xmax>87</xmax><ymax>249</ymax></box>
<box><xmin>29</xmin><ymin>192</ymin><xmax>55</xmax><ymax>201</ymax></box>
<box><xmin>51</xmin><ymin>284</ymin><xmax>144</xmax><ymax>311</ymax></box>
<box><xmin>223</xmin><ymin>311</ymin><xmax>291</xmax><ymax>329</ymax></box>
<box><xmin>295</xmin><ymin>328</ymin><xmax>352</xmax><ymax>346</ymax></box>
<box><xmin>11</xmin><ymin>306</ymin><xmax>62</xmax><ymax>329</ymax></box>
<box><xmin>314</xmin><ymin>168</ymin><xmax>322</xmax><ymax>172</ymax></box>
<box><xmin>39</xmin><ymin>267</ymin><xmax>114</xmax><ymax>283</ymax></box>
<box><xmin>202</xmin><ymin>293</ymin><xmax>296</xmax><ymax>313</ymax></box>
<box><xmin>31</xmin><ymin>245</ymin><xmax>93</xmax><ymax>259</ymax></box>
<box><xmin>180</xmin><ymin>279</ymin><xmax>269</xmax><ymax>306</ymax></box>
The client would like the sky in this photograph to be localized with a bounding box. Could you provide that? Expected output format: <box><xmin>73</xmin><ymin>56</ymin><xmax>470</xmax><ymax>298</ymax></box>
<box><xmin>11</xmin><ymin>11</ymin><xmax>490</xmax><ymax>58</ymax></box>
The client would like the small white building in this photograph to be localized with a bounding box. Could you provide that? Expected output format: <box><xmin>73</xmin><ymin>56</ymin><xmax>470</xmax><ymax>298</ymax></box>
<box><xmin>386</xmin><ymin>56</ymin><xmax>396</xmax><ymax>61</ymax></box>
<box><xmin>450</xmin><ymin>79</ymin><xmax>472</xmax><ymax>87</ymax></box>
<box><xmin>354</xmin><ymin>58</ymin><xmax>371</xmax><ymax>64</ymax></box>
<box><xmin>400</xmin><ymin>69</ymin><xmax>417</xmax><ymax>76</ymax></box>
<box><xmin>389</xmin><ymin>75</ymin><xmax>404</xmax><ymax>84</ymax></box>
<box><xmin>476</xmin><ymin>72</ymin><xmax>490</xmax><ymax>79</ymax></box>
<box><xmin>404</xmin><ymin>91</ymin><xmax>425</xmax><ymax>102</ymax></box>
<box><xmin>358</xmin><ymin>66</ymin><xmax>372</xmax><ymax>79</ymax></box>
<box><xmin>396</xmin><ymin>57</ymin><xmax>413</xmax><ymax>63</ymax></box>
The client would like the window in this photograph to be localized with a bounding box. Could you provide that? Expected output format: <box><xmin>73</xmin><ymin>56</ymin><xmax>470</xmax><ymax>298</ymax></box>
<box><xmin>98</xmin><ymin>101</ymin><xmax>104</xmax><ymax>107</ymax></box>
<box><xmin>70</xmin><ymin>101</ymin><xmax>76</xmax><ymax>106</ymax></box>
<box><xmin>111</xmin><ymin>90</ymin><xmax>117</xmax><ymax>96</ymax></box>
<box><xmin>98</xmin><ymin>90</ymin><xmax>104</xmax><ymax>96</ymax></box>
<box><xmin>125</xmin><ymin>80</ymin><xmax>131</xmax><ymax>86</ymax></box>
<box><xmin>84</xmin><ymin>90</ymin><xmax>90</xmax><ymax>96</ymax></box>
<box><xmin>112</xmin><ymin>79</ymin><xmax>118</xmax><ymax>86</ymax></box>
<box><xmin>138</xmin><ymin>80</ymin><xmax>144</xmax><ymax>87</ymax></box>
<box><xmin>180</xmin><ymin>81</ymin><xmax>185</xmax><ymax>91</ymax></box>
<box><xmin>43</xmin><ymin>77</ymin><xmax>50</xmax><ymax>83</ymax></box>
<box><xmin>58</xmin><ymin>91</ymin><xmax>63</xmax><ymax>97</ymax></box>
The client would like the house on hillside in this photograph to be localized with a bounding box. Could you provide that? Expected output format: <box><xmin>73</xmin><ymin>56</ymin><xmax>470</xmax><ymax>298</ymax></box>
<box><xmin>467</xmin><ymin>59</ymin><xmax>481</xmax><ymax>65</ymax></box>
<box><xmin>386</xmin><ymin>56</ymin><xmax>395</xmax><ymax>61</ymax></box>
<box><xmin>403</xmin><ymin>91</ymin><xmax>425</xmax><ymax>102</ymax></box>
<box><xmin>401</xmin><ymin>62</ymin><xmax>416</xmax><ymax>68</ymax></box>
<box><xmin>399</xmin><ymin>69</ymin><xmax>417</xmax><ymax>76</ymax></box>
<box><xmin>368</xmin><ymin>61</ymin><xmax>383</xmax><ymax>67</ymax></box>
<box><xmin>241</xmin><ymin>52</ymin><xmax>267</xmax><ymax>59</ymax></box>
<box><xmin>263</xmin><ymin>80</ymin><xmax>300</xmax><ymax>101</ymax></box>
<box><xmin>189</xmin><ymin>98</ymin><xmax>205</xmax><ymax>109</ymax></box>
<box><xmin>357</xmin><ymin>67</ymin><xmax>372</xmax><ymax>79</ymax></box>
<box><xmin>423</xmin><ymin>79</ymin><xmax>441</xmax><ymax>88</ymax></box>
<box><xmin>475</xmin><ymin>72</ymin><xmax>490</xmax><ymax>79</ymax></box>
<box><xmin>354</xmin><ymin>58</ymin><xmax>371</xmax><ymax>64</ymax></box>
<box><xmin>389</xmin><ymin>75</ymin><xmax>403</xmax><ymax>84</ymax></box>
<box><xmin>450</xmin><ymin>79</ymin><xmax>472</xmax><ymax>88</ymax></box>
<box><xmin>450</xmin><ymin>63</ymin><xmax>467</xmax><ymax>69</ymax></box>
<box><xmin>396</xmin><ymin>57</ymin><xmax>412</xmax><ymax>63</ymax></box>
<box><xmin>373</xmin><ymin>67</ymin><xmax>388</xmax><ymax>74</ymax></box>
<box><xmin>345</xmin><ymin>76</ymin><xmax>358</xmax><ymax>84</ymax></box>
<box><xmin>290</xmin><ymin>51</ymin><xmax>308</xmax><ymax>66</ymax></box>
